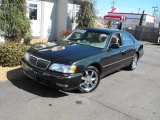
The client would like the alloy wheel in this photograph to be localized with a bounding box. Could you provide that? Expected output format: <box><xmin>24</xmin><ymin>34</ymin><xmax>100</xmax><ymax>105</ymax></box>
<box><xmin>79</xmin><ymin>67</ymin><xmax>99</xmax><ymax>93</ymax></box>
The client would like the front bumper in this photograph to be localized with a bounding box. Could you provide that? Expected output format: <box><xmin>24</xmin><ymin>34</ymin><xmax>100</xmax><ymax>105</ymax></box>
<box><xmin>21</xmin><ymin>59</ymin><xmax>82</xmax><ymax>91</ymax></box>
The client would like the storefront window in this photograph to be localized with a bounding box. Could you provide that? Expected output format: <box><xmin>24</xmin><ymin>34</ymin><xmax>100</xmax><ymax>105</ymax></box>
<box><xmin>29</xmin><ymin>4</ymin><xmax>37</xmax><ymax>20</ymax></box>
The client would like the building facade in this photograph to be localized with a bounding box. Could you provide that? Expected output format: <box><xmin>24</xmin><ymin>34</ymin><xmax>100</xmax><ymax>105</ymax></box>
<box><xmin>27</xmin><ymin>0</ymin><xmax>82</xmax><ymax>41</ymax></box>
<box><xmin>104</xmin><ymin>8</ymin><xmax>155</xmax><ymax>30</ymax></box>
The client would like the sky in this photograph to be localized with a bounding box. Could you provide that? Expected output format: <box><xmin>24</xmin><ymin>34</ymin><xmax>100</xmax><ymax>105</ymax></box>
<box><xmin>95</xmin><ymin>0</ymin><xmax>160</xmax><ymax>16</ymax></box>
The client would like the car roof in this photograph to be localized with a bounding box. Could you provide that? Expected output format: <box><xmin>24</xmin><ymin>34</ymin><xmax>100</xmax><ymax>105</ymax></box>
<box><xmin>82</xmin><ymin>27</ymin><xmax>126</xmax><ymax>34</ymax></box>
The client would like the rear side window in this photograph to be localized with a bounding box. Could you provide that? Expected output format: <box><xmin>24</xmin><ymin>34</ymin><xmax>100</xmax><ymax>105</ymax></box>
<box><xmin>122</xmin><ymin>33</ymin><xmax>134</xmax><ymax>46</ymax></box>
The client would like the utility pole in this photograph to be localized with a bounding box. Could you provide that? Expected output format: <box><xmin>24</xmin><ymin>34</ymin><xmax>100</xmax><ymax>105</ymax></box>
<box><xmin>111</xmin><ymin>0</ymin><xmax>115</xmax><ymax>9</ymax></box>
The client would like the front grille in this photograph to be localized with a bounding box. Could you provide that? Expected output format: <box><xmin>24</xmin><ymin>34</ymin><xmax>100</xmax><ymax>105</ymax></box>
<box><xmin>37</xmin><ymin>59</ymin><xmax>50</xmax><ymax>69</ymax></box>
<box><xmin>30</xmin><ymin>55</ymin><xmax>37</xmax><ymax>66</ymax></box>
<box><xmin>29</xmin><ymin>55</ymin><xmax>50</xmax><ymax>70</ymax></box>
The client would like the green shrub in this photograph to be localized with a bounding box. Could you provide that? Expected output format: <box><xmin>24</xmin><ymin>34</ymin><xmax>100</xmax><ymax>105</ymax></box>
<box><xmin>0</xmin><ymin>43</ymin><xmax>30</xmax><ymax>67</ymax></box>
<box><xmin>24</xmin><ymin>32</ymin><xmax>32</xmax><ymax>45</ymax></box>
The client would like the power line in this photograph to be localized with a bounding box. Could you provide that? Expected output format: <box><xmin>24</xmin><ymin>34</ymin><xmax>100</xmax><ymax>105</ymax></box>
<box><xmin>152</xmin><ymin>6</ymin><xmax>159</xmax><ymax>16</ymax></box>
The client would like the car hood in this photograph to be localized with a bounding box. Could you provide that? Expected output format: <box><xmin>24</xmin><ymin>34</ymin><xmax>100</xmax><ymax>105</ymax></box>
<box><xmin>28</xmin><ymin>41</ymin><xmax>102</xmax><ymax>64</ymax></box>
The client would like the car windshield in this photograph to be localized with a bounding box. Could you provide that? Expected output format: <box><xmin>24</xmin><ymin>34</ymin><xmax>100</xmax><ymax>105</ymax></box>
<box><xmin>64</xmin><ymin>29</ymin><xmax>111</xmax><ymax>49</ymax></box>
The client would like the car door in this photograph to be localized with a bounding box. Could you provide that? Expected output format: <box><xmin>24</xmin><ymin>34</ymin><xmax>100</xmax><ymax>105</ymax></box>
<box><xmin>120</xmin><ymin>32</ymin><xmax>136</xmax><ymax>67</ymax></box>
<box><xmin>101</xmin><ymin>33</ymin><xmax>126</xmax><ymax>76</ymax></box>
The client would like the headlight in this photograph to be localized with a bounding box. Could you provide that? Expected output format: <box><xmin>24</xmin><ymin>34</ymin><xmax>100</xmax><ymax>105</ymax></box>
<box><xmin>24</xmin><ymin>52</ymin><xmax>30</xmax><ymax>62</ymax></box>
<box><xmin>49</xmin><ymin>64</ymin><xmax>77</xmax><ymax>74</ymax></box>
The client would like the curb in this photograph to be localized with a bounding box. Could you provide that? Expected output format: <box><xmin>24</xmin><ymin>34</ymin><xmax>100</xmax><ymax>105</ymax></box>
<box><xmin>0</xmin><ymin>66</ymin><xmax>20</xmax><ymax>81</ymax></box>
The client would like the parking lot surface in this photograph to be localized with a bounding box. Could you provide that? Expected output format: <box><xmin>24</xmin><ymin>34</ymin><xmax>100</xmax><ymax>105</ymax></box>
<box><xmin>0</xmin><ymin>43</ymin><xmax>160</xmax><ymax>120</ymax></box>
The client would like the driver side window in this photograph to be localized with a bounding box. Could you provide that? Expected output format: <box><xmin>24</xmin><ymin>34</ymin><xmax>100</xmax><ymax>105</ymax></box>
<box><xmin>111</xmin><ymin>33</ymin><xmax>122</xmax><ymax>46</ymax></box>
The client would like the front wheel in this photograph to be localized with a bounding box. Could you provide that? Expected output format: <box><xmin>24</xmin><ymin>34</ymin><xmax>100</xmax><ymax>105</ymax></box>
<box><xmin>79</xmin><ymin>66</ymin><xmax>100</xmax><ymax>93</ymax></box>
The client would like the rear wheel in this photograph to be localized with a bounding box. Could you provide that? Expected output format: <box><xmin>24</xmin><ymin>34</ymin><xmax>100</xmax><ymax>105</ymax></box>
<box><xmin>79</xmin><ymin>66</ymin><xmax>100</xmax><ymax>93</ymax></box>
<box><xmin>128</xmin><ymin>54</ymin><xmax>138</xmax><ymax>70</ymax></box>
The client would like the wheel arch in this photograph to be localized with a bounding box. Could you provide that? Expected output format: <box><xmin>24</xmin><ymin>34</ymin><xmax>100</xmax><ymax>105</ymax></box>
<box><xmin>136</xmin><ymin>51</ymin><xmax>139</xmax><ymax>59</ymax></box>
<box><xmin>88</xmin><ymin>63</ymin><xmax>102</xmax><ymax>75</ymax></box>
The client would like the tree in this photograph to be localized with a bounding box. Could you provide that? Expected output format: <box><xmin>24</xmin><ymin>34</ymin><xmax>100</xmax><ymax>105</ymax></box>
<box><xmin>76</xmin><ymin>1</ymin><xmax>96</xmax><ymax>28</ymax></box>
<box><xmin>139</xmin><ymin>10</ymin><xmax>145</xmax><ymax>26</ymax></box>
<box><xmin>0</xmin><ymin>0</ymin><xmax>31</xmax><ymax>41</ymax></box>
<box><xmin>105</xmin><ymin>20</ymin><xmax>112</xmax><ymax>28</ymax></box>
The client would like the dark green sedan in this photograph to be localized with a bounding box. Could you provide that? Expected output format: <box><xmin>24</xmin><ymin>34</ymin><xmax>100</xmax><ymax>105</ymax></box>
<box><xmin>22</xmin><ymin>28</ymin><xmax>144</xmax><ymax>93</ymax></box>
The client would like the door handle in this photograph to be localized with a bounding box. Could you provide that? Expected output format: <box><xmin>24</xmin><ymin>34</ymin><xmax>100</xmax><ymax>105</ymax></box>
<box><xmin>120</xmin><ymin>50</ymin><xmax>126</xmax><ymax>53</ymax></box>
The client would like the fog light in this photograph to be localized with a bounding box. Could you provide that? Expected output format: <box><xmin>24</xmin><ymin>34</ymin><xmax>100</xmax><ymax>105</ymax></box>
<box><xmin>56</xmin><ymin>83</ymin><xmax>69</xmax><ymax>88</ymax></box>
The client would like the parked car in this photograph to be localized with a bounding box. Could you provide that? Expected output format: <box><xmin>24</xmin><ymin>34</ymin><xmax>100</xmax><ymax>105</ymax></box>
<box><xmin>22</xmin><ymin>28</ymin><xmax>144</xmax><ymax>93</ymax></box>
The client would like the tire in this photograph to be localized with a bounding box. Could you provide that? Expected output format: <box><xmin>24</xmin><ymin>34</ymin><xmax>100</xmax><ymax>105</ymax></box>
<box><xmin>127</xmin><ymin>54</ymin><xmax>138</xmax><ymax>70</ymax></box>
<box><xmin>79</xmin><ymin>66</ymin><xmax>100</xmax><ymax>93</ymax></box>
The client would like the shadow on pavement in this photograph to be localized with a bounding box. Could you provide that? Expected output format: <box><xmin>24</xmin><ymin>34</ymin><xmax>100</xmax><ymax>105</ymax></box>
<box><xmin>7</xmin><ymin>68</ymin><xmax>68</xmax><ymax>98</ymax></box>
<box><xmin>152</xmin><ymin>43</ymin><xmax>160</xmax><ymax>46</ymax></box>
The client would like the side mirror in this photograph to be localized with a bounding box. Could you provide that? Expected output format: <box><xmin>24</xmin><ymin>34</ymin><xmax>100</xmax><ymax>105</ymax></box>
<box><xmin>110</xmin><ymin>43</ymin><xmax>120</xmax><ymax>49</ymax></box>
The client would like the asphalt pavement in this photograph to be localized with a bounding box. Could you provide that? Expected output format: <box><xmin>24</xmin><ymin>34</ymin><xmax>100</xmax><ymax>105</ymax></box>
<box><xmin>0</xmin><ymin>42</ymin><xmax>160</xmax><ymax>120</ymax></box>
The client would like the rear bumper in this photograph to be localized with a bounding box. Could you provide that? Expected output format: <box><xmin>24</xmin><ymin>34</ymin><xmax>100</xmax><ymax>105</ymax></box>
<box><xmin>139</xmin><ymin>49</ymin><xmax>144</xmax><ymax>58</ymax></box>
<box><xmin>22</xmin><ymin>59</ymin><xmax>82</xmax><ymax>91</ymax></box>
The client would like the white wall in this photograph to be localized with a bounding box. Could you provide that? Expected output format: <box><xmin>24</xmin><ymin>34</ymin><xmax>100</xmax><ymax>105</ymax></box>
<box><xmin>27</xmin><ymin>1</ymin><xmax>42</xmax><ymax>37</ymax></box>
<box><xmin>67</xmin><ymin>2</ymin><xmax>79</xmax><ymax>30</ymax></box>
<box><xmin>123</xmin><ymin>14</ymin><xmax>154</xmax><ymax>29</ymax></box>
<box><xmin>108</xmin><ymin>13</ymin><xmax>154</xmax><ymax>29</ymax></box>
<box><xmin>67</xmin><ymin>2</ymin><xmax>74</xmax><ymax>30</ymax></box>
<box><xmin>27</xmin><ymin>0</ymin><xmax>57</xmax><ymax>40</ymax></box>
<box><xmin>28</xmin><ymin>0</ymin><xmax>79</xmax><ymax>41</ymax></box>
<box><xmin>41</xmin><ymin>0</ymin><xmax>56</xmax><ymax>41</ymax></box>
<box><xmin>146</xmin><ymin>15</ymin><xmax>154</xmax><ymax>23</ymax></box>
<box><xmin>0</xmin><ymin>36</ymin><xmax>5</xmax><ymax>43</ymax></box>
<box><xmin>56</xmin><ymin>0</ymin><xmax>68</xmax><ymax>40</ymax></box>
